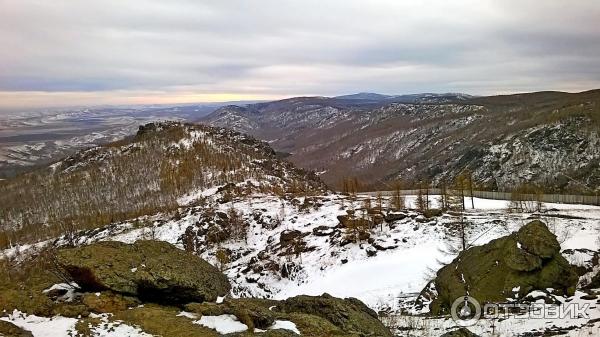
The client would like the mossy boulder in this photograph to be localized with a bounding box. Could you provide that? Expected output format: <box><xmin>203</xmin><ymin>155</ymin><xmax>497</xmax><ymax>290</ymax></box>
<box><xmin>113</xmin><ymin>303</ymin><xmax>220</xmax><ymax>337</ymax></box>
<box><xmin>516</xmin><ymin>220</ymin><xmax>560</xmax><ymax>258</ymax></box>
<box><xmin>284</xmin><ymin>312</ymin><xmax>356</xmax><ymax>336</ymax></box>
<box><xmin>183</xmin><ymin>296</ymin><xmax>385</xmax><ymax>336</ymax></box>
<box><xmin>184</xmin><ymin>302</ymin><xmax>228</xmax><ymax>316</ymax></box>
<box><xmin>0</xmin><ymin>321</ymin><xmax>34</xmax><ymax>337</ymax></box>
<box><xmin>588</xmin><ymin>271</ymin><xmax>600</xmax><ymax>289</ymax></box>
<box><xmin>186</xmin><ymin>298</ymin><xmax>281</xmax><ymax>331</ymax></box>
<box><xmin>0</xmin><ymin>289</ymin><xmax>54</xmax><ymax>317</ymax></box>
<box><xmin>225</xmin><ymin>298</ymin><xmax>278</xmax><ymax>330</ymax></box>
<box><xmin>423</xmin><ymin>220</ymin><xmax>578</xmax><ymax>314</ymax></box>
<box><xmin>440</xmin><ymin>328</ymin><xmax>481</xmax><ymax>337</ymax></box>
<box><xmin>278</xmin><ymin>293</ymin><xmax>393</xmax><ymax>337</ymax></box>
<box><xmin>56</xmin><ymin>240</ymin><xmax>231</xmax><ymax>303</ymax></box>
<box><xmin>223</xmin><ymin>330</ymin><xmax>299</xmax><ymax>337</ymax></box>
<box><xmin>52</xmin><ymin>303</ymin><xmax>90</xmax><ymax>318</ymax></box>
<box><xmin>82</xmin><ymin>291</ymin><xmax>141</xmax><ymax>313</ymax></box>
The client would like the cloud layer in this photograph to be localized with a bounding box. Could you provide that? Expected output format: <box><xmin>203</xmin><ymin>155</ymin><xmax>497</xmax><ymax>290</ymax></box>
<box><xmin>1</xmin><ymin>0</ymin><xmax>599</xmax><ymax>109</ymax></box>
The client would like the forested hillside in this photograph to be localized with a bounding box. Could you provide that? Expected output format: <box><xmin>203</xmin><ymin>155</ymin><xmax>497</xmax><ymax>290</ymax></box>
<box><xmin>0</xmin><ymin>122</ymin><xmax>326</xmax><ymax>247</ymax></box>
<box><xmin>203</xmin><ymin>90</ymin><xmax>600</xmax><ymax>193</ymax></box>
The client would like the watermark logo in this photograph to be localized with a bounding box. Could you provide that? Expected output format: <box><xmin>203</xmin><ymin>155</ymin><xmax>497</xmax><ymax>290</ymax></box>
<box><xmin>451</xmin><ymin>296</ymin><xmax>590</xmax><ymax>326</ymax></box>
<box><xmin>451</xmin><ymin>296</ymin><xmax>481</xmax><ymax>326</ymax></box>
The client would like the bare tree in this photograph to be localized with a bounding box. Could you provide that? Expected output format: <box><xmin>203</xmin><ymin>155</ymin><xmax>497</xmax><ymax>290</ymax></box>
<box><xmin>392</xmin><ymin>180</ymin><xmax>405</xmax><ymax>210</ymax></box>
<box><xmin>424</xmin><ymin>180</ymin><xmax>431</xmax><ymax>210</ymax></box>
<box><xmin>465</xmin><ymin>170</ymin><xmax>475</xmax><ymax>209</ymax></box>
<box><xmin>227</xmin><ymin>204</ymin><xmax>247</xmax><ymax>243</ymax></box>
<box><xmin>439</xmin><ymin>181</ymin><xmax>450</xmax><ymax>211</ymax></box>
<box><xmin>375</xmin><ymin>192</ymin><xmax>384</xmax><ymax>213</ymax></box>
<box><xmin>416</xmin><ymin>185</ymin><xmax>426</xmax><ymax>212</ymax></box>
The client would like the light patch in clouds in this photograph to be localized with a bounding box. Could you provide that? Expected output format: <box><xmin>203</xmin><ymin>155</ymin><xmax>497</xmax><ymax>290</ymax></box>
<box><xmin>0</xmin><ymin>0</ymin><xmax>599</xmax><ymax>109</ymax></box>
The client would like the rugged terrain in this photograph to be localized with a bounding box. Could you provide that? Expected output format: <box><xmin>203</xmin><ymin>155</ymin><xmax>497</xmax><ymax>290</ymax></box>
<box><xmin>0</xmin><ymin>121</ymin><xmax>325</xmax><ymax>247</ymax></box>
<box><xmin>1</xmin><ymin>117</ymin><xmax>599</xmax><ymax>336</ymax></box>
<box><xmin>2</xmin><ymin>183</ymin><xmax>600</xmax><ymax>336</ymax></box>
<box><xmin>0</xmin><ymin>101</ymin><xmax>262</xmax><ymax>179</ymax></box>
<box><xmin>203</xmin><ymin>90</ymin><xmax>600</xmax><ymax>192</ymax></box>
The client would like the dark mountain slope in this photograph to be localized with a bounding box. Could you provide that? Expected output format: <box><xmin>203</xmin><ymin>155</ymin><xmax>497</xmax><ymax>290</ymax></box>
<box><xmin>202</xmin><ymin>90</ymin><xmax>600</xmax><ymax>192</ymax></box>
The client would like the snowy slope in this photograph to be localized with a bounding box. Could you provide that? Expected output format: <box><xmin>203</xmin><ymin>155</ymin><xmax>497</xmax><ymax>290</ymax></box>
<box><xmin>2</xmin><ymin>188</ymin><xmax>600</xmax><ymax>336</ymax></box>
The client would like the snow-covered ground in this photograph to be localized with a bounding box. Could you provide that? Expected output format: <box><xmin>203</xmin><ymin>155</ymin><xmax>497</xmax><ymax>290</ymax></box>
<box><xmin>0</xmin><ymin>311</ymin><xmax>153</xmax><ymax>337</ymax></box>
<box><xmin>2</xmin><ymin>193</ymin><xmax>599</xmax><ymax>336</ymax></box>
<box><xmin>385</xmin><ymin>290</ymin><xmax>600</xmax><ymax>337</ymax></box>
<box><xmin>0</xmin><ymin>310</ymin><xmax>78</xmax><ymax>337</ymax></box>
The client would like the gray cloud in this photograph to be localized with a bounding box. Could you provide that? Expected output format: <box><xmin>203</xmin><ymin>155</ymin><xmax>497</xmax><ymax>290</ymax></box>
<box><xmin>0</xmin><ymin>0</ymin><xmax>599</xmax><ymax>109</ymax></box>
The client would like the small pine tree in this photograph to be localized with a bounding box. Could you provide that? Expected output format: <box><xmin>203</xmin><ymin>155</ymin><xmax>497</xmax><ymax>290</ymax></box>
<box><xmin>215</xmin><ymin>247</ymin><xmax>230</xmax><ymax>272</ymax></box>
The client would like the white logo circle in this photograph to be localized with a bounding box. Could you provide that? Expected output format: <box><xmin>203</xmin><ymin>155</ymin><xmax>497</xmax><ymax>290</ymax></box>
<box><xmin>451</xmin><ymin>296</ymin><xmax>482</xmax><ymax>327</ymax></box>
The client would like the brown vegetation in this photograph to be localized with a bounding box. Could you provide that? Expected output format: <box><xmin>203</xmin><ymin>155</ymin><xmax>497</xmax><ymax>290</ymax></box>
<box><xmin>0</xmin><ymin>122</ymin><xmax>326</xmax><ymax>248</ymax></box>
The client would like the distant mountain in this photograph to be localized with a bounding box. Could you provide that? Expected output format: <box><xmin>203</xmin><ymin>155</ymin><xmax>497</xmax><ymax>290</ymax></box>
<box><xmin>203</xmin><ymin>89</ymin><xmax>600</xmax><ymax>192</ymax></box>
<box><xmin>391</xmin><ymin>92</ymin><xmax>475</xmax><ymax>103</ymax></box>
<box><xmin>335</xmin><ymin>92</ymin><xmax>394</xmax><ymax>100</ymax></box>
<box><xmin>335</xmin><ymin>92</ymin><xmax>474</xmax><ymax>103</ymax></box>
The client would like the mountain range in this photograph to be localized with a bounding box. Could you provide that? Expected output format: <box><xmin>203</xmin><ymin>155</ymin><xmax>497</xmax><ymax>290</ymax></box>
<box><xmin>2</xmin><ymin>91</ymin><xmax>600</xmax><ymax>337</ymax></box>
<box><xmin>203</xmin><ymin>89</ymin><xmax>600</xmax><ymax>193</ymax></box>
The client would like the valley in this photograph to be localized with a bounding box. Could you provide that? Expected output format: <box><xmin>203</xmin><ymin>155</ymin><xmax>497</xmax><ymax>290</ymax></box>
<box><xmin>203</xmin><ymin>90</ymin><xmax>600</xmax><ymax>193</ymax></box>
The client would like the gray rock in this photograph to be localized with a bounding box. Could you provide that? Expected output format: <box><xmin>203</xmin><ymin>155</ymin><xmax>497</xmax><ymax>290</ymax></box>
<box><xmin>421</xmin><ymin>220</ymin><xmax>578</xmax><ymax>315</ymax></box>
<box><xmin>57</xmin><ymin>240</ymin><xmax>231</xmax><ymax>303</ymax></box>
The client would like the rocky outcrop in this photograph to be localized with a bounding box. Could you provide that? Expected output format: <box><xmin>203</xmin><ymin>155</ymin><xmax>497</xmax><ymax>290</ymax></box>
<box><xmin>588</xmin><ymin>272</ymin><xmax>600</xmax><ymax>289</ymax></box>
<box><xmin>56</xmin><ymin>240</ymin><xmax>231</xmax><ymax>303</ymax></box>
<box><xmin>1</xmin><ymin>240</ymin><xmax>392</xmax><ymax>337</ymax></box>
<box><xmin>183</xmin><ymin>295</ymin><xmax>391</xmax><ymax>336</ymax></box>
<box><xmin>81</xmin><ymin>291</ymin><xmax>141</xmax><ymax>313</ymax></box>
<box><xmin>422</xmin><ymin>220</ymin><xmax>578</xmax><ymax>314</ymax></box>
<box><xmin>278</xmin><ymin>293</ymin><xmax>393</xmax><ymax>337</ymax></box>
<box><xmin>279</xmin><ymin>230</ymin><xmax>304</xmax><ymax>245</ymax></box>
<box><xmin>224</xmin><ymin>331</ymin><xmax>299</xmax><ymax>337</ymax></box>
<box><xmin>440</xmin><ymin>328</ymin><xmax>481</xmax><ymax>337</ymax></box>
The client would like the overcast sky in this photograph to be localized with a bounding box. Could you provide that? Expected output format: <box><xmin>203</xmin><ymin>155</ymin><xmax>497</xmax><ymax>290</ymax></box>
<box><xmin>1</xmin><ymin>0</ymin><xmax>600</xmax><ymax>110</ymax></box>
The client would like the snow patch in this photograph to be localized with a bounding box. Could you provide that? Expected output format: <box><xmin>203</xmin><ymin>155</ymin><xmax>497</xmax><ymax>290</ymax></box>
<box><xmin>195</xmin><ymin>314</ymin><xmax>248</xmax><ymax>334</ymax></box>
<box><xmin>0</xmin><ymin>310</ymin><xmax>78</xmax><ymax>337</ymax></box>
<box><xmin>270</xmin><ymin>320</ymin><xmax>300</xmax><ymax>334</ymax></box>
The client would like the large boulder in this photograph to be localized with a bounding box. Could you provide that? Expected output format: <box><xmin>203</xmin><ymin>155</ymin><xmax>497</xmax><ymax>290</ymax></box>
<box><xmin>278</xmin><ymin>293</ymin><xmax>393</xmax><ymax>337</ymax></box>
<box><xmin>280</xmin><ymin>230</ymin><xmax>303</xmax><ymax>244</ymax></box>
<box><xmin>440</xmin><ymin>328</ymin><xmax>481</xmax><ymax>337</ymax></box>
<box><xmin>423</xmin><ymin>220</ymin><xmax>578</xmax><ymax>314</ymax></box>
<box><xmin>82</xmin><ymin>291</ymin><xmax>141</xmax><ymax>313</ymax></box>
<box><xmin>224</xmin><ymin>331</ymin><xmax>299</xmax><ymax>337</ymax></box>
<box><xmin>113</xmin><ymin>304</ymin><xmax>220</xmax><ymax>337</ymax></box>
<box><xmin>587</xmin><ymin>271</ymin><xmax>600</xmax><ymax>289</ymax></box>
<box><xmin>187</xmin><ymin>295</ymin><xmax>387</xmax><ymax>336</ymax></box>
<box><xmin>56</xmin><ymin>240</ymin><xmax>231</xmax><ymax>303</ymax></box>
